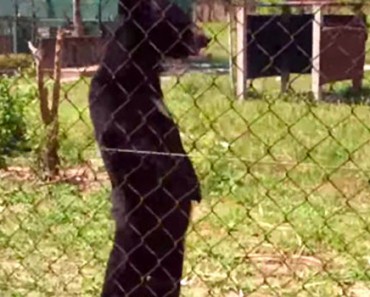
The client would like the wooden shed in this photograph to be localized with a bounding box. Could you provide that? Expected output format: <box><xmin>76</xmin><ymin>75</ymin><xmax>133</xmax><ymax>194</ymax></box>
<box><xmin>234</xmin><ymin>0</ymin><xmax>367</xmax><ymax>100</ymax></box>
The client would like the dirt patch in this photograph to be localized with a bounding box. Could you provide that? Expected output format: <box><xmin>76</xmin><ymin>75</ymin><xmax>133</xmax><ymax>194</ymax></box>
<box><xmin>317</xmin><ymin>175</ymin><xmax>368</xmax><ymax>199</ymax></box>
<box><xmin>247</xmin><ymin>253</ymin><xmax>323</xmax><ymax>277</ymax></box>
<box><xmin>348</xmin><ymin>283</ymin><xmax>370</xmax><ymax>297</ymax></box>
<box><xmin>0</xmin><ymin>164</ymin><xmax>109</xmax><ymax>192</ymax></box>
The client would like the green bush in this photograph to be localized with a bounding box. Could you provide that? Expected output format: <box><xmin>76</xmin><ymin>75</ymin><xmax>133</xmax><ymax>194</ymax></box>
<box><xmin>0</xmin><ymin>75</ymin><xmax>34</xmax><ymax>167</ymax></box>
<box><xmin>0</xmin><ymin>54</ymin><xmax>33</xmax><ymax>70</ymax></box>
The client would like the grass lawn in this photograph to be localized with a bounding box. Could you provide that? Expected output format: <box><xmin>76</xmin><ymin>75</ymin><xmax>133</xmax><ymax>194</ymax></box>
<box><xmin>2</xmin><ymin>70</ymin><xmax>370</xmax><ymax>296</ymax></box>
<box><xmin>2</xmin><ymin>21</ymin><xmax>370</xmax><ymax>296</ymax></box>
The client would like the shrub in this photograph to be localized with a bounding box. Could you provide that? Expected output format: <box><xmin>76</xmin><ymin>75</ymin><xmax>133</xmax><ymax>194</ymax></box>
<box><xmin>0</xmin><ymin>75</ymin><xmax>34</xmax><ymax>167</ymax></box>
<box><xmin>0</xmin><ymin>54</ymin><xmax>33</xmax><ymax>70</ymax></box>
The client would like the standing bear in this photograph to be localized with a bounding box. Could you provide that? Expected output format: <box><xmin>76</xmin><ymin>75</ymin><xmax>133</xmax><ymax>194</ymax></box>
<box><xmin>88</xmin><ymin>0</ymin><xmax>206</xmax><ymax>296</ymax></box>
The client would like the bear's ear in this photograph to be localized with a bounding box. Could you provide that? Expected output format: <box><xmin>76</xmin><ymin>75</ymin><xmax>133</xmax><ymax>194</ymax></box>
<box><xmin>118</xmin><ymin>0</ymin><xmax>144</xmax><ymax>16</ymax></box>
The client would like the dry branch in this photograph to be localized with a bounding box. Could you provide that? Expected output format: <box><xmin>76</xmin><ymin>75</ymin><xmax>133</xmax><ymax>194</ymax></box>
<box><xmin>28</xmin><ymin>29</ymin><xmax>65</xmax><ymax>177</ymax></box>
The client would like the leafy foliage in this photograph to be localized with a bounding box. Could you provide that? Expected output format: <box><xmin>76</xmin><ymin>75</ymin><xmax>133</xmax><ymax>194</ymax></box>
<box><xmin>0</xmin><ymin>75</ymin><xmax>34</xmax><ymax>167</ymax></box>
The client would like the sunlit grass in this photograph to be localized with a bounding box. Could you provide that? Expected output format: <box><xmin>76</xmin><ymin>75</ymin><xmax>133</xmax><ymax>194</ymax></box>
<box><xmin>2</xmin><ymin>21</ymin><xmax>370</xmax><ymax>296</ymax></box>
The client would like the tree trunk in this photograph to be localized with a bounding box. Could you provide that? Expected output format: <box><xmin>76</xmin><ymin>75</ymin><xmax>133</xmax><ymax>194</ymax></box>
<box><xmin>29</xmin><ymin>29</ymin><xmax>64</xmax><ymax>178</ymax></box>
<box><xmin>45</xmin><ymin>0</ymin><xmax>55</xmax><ymax>18</ymax></box>
<box><xmin>42</xmin><ymin>28</ymin><xmax>64</xmax><ymax>177</ymax></box>
<box><xmin>73</xmin><ymin>0</ymin><xmax>84</xmax><ymax>36</ymax></box>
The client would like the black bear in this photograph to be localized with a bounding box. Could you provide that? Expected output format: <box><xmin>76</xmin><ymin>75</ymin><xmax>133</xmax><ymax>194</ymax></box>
<box><xmin>88</xmin><ymin>0</ymin><xmax>206</xmax><ymax>296</ymax></box>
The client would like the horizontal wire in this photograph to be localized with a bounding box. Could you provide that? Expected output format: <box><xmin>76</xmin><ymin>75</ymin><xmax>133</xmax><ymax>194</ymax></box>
<box><xmin>101</xmin><ymin>147</ymin><xmax>370</xmax><ymax>174</ymax></box>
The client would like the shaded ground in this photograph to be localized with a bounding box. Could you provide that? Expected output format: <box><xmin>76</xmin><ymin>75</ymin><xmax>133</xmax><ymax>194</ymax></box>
<box><xmin>57</xmin><ymin>57</ymin><xmax>229</xmax><ymax>83</ymax></box>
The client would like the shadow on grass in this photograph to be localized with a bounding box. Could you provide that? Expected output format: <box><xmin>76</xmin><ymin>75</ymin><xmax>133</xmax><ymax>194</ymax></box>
<box><xmin>241</xmin><ymin>86</ymin><xmax>370</xmax><ymax>107</ymax></box>
<box><xmin>326</xmin><ymin>85</ymin><xmax>370</xmax><ymax>105</ymax></box>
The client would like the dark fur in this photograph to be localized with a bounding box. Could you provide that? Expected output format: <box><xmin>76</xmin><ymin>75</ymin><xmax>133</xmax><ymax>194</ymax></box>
<box><xmin>88</xmin><ymin>1</ymin><xmax>205</xmax><ymax>296</ymax></box>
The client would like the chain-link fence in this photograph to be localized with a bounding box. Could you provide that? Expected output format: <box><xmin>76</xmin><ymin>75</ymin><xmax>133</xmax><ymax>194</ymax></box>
<box><xmin>2</xmin><ymin>0</ymin><xmax>370</xmax><ymax>296</ymax></box>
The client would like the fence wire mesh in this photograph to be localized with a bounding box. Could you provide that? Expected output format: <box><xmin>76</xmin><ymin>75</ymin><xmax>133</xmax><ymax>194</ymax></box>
<box><xmin>2</xmin><ymin>0</ymin><xmax>370</xmax><ymax>296</ymax></box>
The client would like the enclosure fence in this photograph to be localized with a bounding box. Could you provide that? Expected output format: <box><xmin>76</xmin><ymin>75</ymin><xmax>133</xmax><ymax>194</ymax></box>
<box><xmin>2</xmin><ymin>0</ymin><xmax>370</xmax><ymax>296</ymax></box>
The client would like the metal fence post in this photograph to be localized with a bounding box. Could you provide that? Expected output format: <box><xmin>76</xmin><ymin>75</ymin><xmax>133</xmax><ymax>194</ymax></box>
<box><xmin>311</xmin><ymin>4</ymin><xmax>322</xmax><ymax>100</ymax></box>
<box><xmin>98</xmin><ymin>0</ymin><xmax>102</xmax><ymax>30</ymax></box>
<box><xmin>13</xmin><ymin>0</ymin><xmax>19</xmax><ymax>53</ymax></box>
<box><xmin>235</xmin><ymin>4</ymin><xmax>247</xmax><ymax>101</ymax></box>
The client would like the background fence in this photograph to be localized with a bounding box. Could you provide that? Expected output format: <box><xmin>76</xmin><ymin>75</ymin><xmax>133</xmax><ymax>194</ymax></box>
<box><xmin>2</xmin><ymin>0</ymin><xmax>370</xmax><ymax>296</ymax></box>
<box><xmin>0</xmin><ymin>0</ymin><xmax>195</xmax><ymax>55</ymax></box>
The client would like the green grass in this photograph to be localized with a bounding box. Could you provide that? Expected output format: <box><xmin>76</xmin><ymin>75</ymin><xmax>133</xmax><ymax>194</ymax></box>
<box><xmin>2</xmin><ymin>21</ymin><xmax>370</xmax><ymax>296</ymax></box>
<box><xmin>2</xmin><ymin>70</ymin><xmax>370</xmax><ymax>296</ymax></box>
<box><xmin>202</xmin><ymin>22</ymin><xmax>230</xmax><ymax>65</ymax></box>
